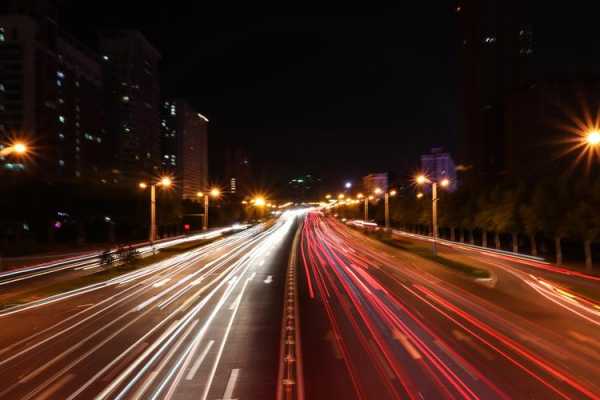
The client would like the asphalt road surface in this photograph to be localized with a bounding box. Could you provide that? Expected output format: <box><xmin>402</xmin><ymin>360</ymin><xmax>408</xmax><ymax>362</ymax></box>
<box><xmin>298</xmin><ymin>212</ymin><xmax>600</xmax><ymax>400</ymax></box>
<box><xmin>0</xmin><ymin>213</ymin><xmax>300</xmax><ymax>400</ymax></box>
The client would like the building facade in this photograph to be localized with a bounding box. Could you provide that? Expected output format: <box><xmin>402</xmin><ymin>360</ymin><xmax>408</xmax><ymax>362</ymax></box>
<box><xmin>421</xmin><ymin>147</ymin><xmax>457</xmax><ymax>191</ymax></box>
<box><xmin>362</xmin><ymin>173</ymin><xmax>388</xmax><ymax>194</ymax></box>
<box><xmin>161</xmin><ymin>99</ymin><xmax>208</xmax><ymax>200</ymax></box>
<box><xmin>456</xmin><ymin>0</ymin><xmax>533</xmax><ymax>181</ymax></box>
<box><xmin>100</xmin><ymin>30</ymin><xmax>161</xmax><ymax>181</ymax></box>
<box><xmin>0</xmin><ymin>14</ymin><xmax>108</xmax><ymax>180</ymax></box>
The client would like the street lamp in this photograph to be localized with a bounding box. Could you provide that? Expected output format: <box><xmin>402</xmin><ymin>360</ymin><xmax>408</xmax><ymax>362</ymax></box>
<box><xmin>198</xmin><ymin>187</ymin><xmax>221</xmax><ymax>230</ymax></box>
<box><xmin>372</xmin><ymin>188</ymin><xmax>396</xmax><ymax>231</ymax></box>
<box><xmin>587</xmin><ymin>130</ymin><xmax>600</xmax><ymax>146</ymax></box>
<box><xmin>415</xmin><ymin>174</ymin><xmax>450</xmax><ymax>255</ymax></box>
<box><xmin>344</xmin><ymin>181</ymin><xmax>352</xmax><ymax>189</ymax></box>
<box><xmin>139</xmin><ymin>176</ymin><xmax>173</xmax><ymax>242</ymax></box>
<box><xmin>0</xmin><ymin>140</ymin><xmax>29</xmax><ymax>157</ymax></box>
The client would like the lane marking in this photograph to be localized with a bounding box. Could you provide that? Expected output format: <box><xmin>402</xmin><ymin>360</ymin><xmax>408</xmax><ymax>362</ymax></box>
<box><xmin>35</xmin><ymin>373</ymin><xmax>74</xmax><ymax>400</ymax></box>
<box><xmin>264</xmin><ymin>275</ymin><xmax>273</xmax><ymax>284</ymax></box>
<box><xmin>392</xmin><ymin>329</ymin><xmax>421</xmax><ymax>359</ymax></box>
<box><xmin>217</xmin><ymin>368</ymin><xmax>240</xmax><ymax>400</ymax></box>
<box><xmin>153</xmin><ymin>278</ymin><xmax>171</xmax><ymax>287</ymax></box>
<box><xmin>187</xmin><ymin>340</ymin><xmax>215</xmax><ymax>380</ymax></box>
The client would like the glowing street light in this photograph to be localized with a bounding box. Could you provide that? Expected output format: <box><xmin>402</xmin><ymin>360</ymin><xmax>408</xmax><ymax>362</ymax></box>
<box><xmin>13</xmin><ymin>142</ymin><xmax>27</xmax><ymax>155</ymax></box>
<box><xmin>254</xmin><ymin>197</ymin><xmax>266</xmax><ymax>207</ymax></box>
<box><xmin>210</xmin><ymin>188</ymin><xmax>221</xmax><ymax>197</ymax></box>
<box><xmin>357</xmin><ymin>193</ymin><xmax>364</xmax><ymax>199</ymax></box>
<box><xmin>587</xmin><ymin>130</ymin><xmax>600</xmax><ymax>146</ymax></box>
<box><xmin>159</xmin><ymin>176</ymin><xmax>172</xmax><ymax>187</ymax></box>
<box><xmin>0</xmin><ymin>140</ymin><xmax>29</xmax><ymax>157</ymax></box>
<box><xmin>338</xmin><ymin>194</ymin><xmax>345</xmax><ymax>200</ymax></box>
<box><xmin>139</xmin><ymin>182</ymin><xmax>148</xmax><ymax>189</ymax></box>
<box><xmin>344</xmin><ymin>181</ymin><xmax>352</xmax><ymax>189</ymax></box>
<box><xmin>373</xmin><ymin>187</ymin><xmax>383</xmax><ymax>195</ymax></box>
<box><xmin>325</xmin><ymin>194</ymin><xmax>332</xmax><ymax>199</ymax></box>
<box><xmin>416</xmin><ymin>192</ymin><xmax>424</xmax><ymax>199</ymax></box>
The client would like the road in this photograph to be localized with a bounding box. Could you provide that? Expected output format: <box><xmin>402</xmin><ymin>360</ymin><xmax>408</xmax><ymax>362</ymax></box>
<box><xmin>0</xmin><ymin>212</ymin><xmax>300</xmax><ymax>400</ymax></box>
<box><xmin>298</xmin><ymin>212</ymin><xmax>600</xmax><ymax>400</ymax></box>
<box><xmin>0</xmin><ymin>226</ymin><xmax>243</xmax><ymax>307</ymax></box>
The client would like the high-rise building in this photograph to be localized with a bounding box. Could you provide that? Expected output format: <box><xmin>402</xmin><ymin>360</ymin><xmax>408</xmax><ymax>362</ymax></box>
<box><xmin>160</xmin><ymin>99</ymin><xmax>208</xmax><ymax>200</ymax></box>
<box><xmin>421</xmin><ymin>147</ymin><xmax>457</xmax><ymax>191</ymax></box>
<box><xmin>0</xmin><ymin>14</ymin><xmax>108</xmax><ymax>180</ymax></box>
<box><xmin>362</xmin><ymin>173</ymin><xmax>388</xmax><ymax>194</ymax></box>
<box><xmin>100</xmin><ymin>30</ymin><xmax>161</xmax><ymax>181</ymax></box>
<box><xmin>456</xmin><ymin>0</ymin><xmax>533</xmax><ymax>181</ymax></box>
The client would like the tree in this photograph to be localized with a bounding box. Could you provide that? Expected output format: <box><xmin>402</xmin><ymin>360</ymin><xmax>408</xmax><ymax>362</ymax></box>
<box><xmin>490</xmin><ymin>185</ymin><xmax>522</xmax><ymax>253</ymax></box>
<box><xmin>567</xmin><ymin>178</ymin><xmax>600</xmax><ymax>272</ymax></box>
<box><xmin>519</xmin><ymin>184</ymin><xmax>545</xmax><ymax>256</ymax></box>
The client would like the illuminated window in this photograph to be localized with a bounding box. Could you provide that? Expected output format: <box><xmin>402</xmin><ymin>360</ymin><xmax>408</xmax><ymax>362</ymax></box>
<box><xmin>58</xmin><ymin>133</ymin><xmax>65</xmax><ymax>140</ymax></box>
<box><xmin>122</xmin><ymin>96</ymin><xmax>130</xmax><ymax>102</ymax></box>
<box><xmin>102</xmin><ymin>55</ymin><xmax>109</xmax><ymax>61</ymax></box>
<box><xmin>0</xmin><ymin>83</ymin><xmax>5</xmax><ymax>92</ymax></box>
<box><xmin>57</xmin><ymin>71</ymin><xmax>65</xmax><ymax>79</ymax></box>
<box><xmin>58</xmin><ymin>160</ymin><xmax>65</xmax><ymax>166</ymax></box>
<box><xmin>59</xmin><ymin>115</ymin><xmax>65</xmax><ymax>123</ymax></box>
<box><xmin>0</xmin><ymin>27</ymin><xmax>5</xmax><ymax>42</ymax></box>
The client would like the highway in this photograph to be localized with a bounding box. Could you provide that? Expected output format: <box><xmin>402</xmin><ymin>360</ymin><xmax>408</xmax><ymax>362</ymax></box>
<box><xmin>298</xmin><ymin>212</ymin><xmax>600</xmax><ymax>400</ymax></box>
<box><xmin>0</xmin><ymin>212</ymin><xmax>301</xmax><ymax>400</ymax></box>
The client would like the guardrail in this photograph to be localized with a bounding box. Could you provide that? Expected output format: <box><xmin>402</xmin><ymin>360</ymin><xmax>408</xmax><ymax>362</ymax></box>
<box><xmin>277</xmin><ymin>218</ymin><xmax>305</xmax><ymax>400</ymax></box>
<box><xmin>0</xmin><ymin>224</ymin><xmax>249</xmax><ymax>285</ymax></box>
<box><xmin>391</xmin><ymin>229</ymin><xmax>548</xmax><ymax>263</ymax></box>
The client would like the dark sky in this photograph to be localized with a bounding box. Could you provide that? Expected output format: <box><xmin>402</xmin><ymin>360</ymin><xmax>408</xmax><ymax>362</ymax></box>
<box><xmin>59</xmin><ymin>2</ymin><xmax>460</xmax><ymax>188</ymax></box>
<box><xmin>56</xmin><ymin>1</ymin><xmax>600</xmax><ymax>190</ymax></box>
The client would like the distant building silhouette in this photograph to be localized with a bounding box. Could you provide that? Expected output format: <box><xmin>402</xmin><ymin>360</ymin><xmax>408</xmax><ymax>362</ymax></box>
<box><xmin>362</xmin><ymin>173</ymin><xmax>388</xmax><ymax>194</ymax></box>
<box><xmin>421</xmin><ymin>147</ymin><xmax>457</xmax><ymax>191</ymax></box>
<box><xmin>161</xmin><ymin>99</ymin><xmax>208</xmax><ymax>200</ymax></box>
<box><xmin>100</xmin><ymin>30</ymin><xmax>161</xmax><ymax>181</ymax></box>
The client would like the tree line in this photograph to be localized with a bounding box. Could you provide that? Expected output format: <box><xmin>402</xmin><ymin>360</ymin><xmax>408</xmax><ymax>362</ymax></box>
<box><xmin>381</xmin><ymin>176</ymin><xmax>600</xmax><ymax>271</ymax></box>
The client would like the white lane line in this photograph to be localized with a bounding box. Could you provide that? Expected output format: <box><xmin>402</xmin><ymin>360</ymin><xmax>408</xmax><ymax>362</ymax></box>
<box><xmin>35</xmin><ymin>373</ymin><xmax>74</xmax><ymax>400</ymax></box>
<box><xmin>201</xmin><ymin>276</ymin><xmax>252</xmax><ymax>400</ymax></box>
<box><xmin>393</xmin><ymin>329</ymin><xmax>421</xmax><ymax>360</ymax></box>
<box><xmin>77</xmin><ymin>303</ymin><xmax>94</xmax><ymax>308</ymax></box>
<box><xmin>218</xmin><ymin>369</ymin><xmax>240</xmax><ymax>400</ymax></box>
<box><xmin>132</xmin><ymin>319</ymin><xmax>199</xmax><ymax>400</ymax></box>
<box><xmin>153</xmin><ymin>277</ymin><xmax>171</xmax><ymax>287</ymax></box>
<box><xmin>229</xmin><ymin>292</ymin><xmax>243</xmax><ymax>311</ymax></box>
<box><xmin>264</xmin><ymin>275</ymin><xmax>273</xmax><ymax>284</ymax></box>
<box><xmin>186</xmin><ymin>340</ymin><xmax>215</xmax><ymax>381</ymax></box>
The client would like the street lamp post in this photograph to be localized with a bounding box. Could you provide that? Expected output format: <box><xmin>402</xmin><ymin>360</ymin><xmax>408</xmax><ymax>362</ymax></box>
<box><xmin>140</xmin><ymin>176</ymin><xmax>172</xmax><ymax>242</ymax></box>
<box><xmin>197</xmin><ymin>188</ymin><xmax>221</xmax><ymax>230</ymax></box>
<box><xmin>416</xmin><ymin>175</ymin><xmax>450</xmax><ymax>256</ymax></box>
<box><xmin>383</xmin><ymin>189</ymin><xmax>397</xmax><ymax>231</ymax></box>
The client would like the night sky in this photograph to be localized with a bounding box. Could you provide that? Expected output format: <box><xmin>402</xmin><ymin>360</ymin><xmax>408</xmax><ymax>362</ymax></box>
<box><xmin>58</xmin><ymin>2</ymin><xmax>599</xmax><ymax>188</ymax></box>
